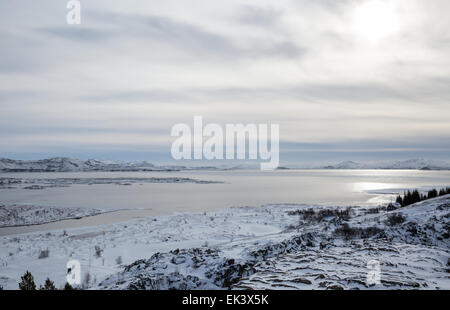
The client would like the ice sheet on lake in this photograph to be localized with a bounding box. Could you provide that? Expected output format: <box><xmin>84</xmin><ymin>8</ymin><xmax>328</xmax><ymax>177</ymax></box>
<box><xmin>0</xmin><ymin>176</ymin><xmax>222</xmax><ymax>190</ymax></box>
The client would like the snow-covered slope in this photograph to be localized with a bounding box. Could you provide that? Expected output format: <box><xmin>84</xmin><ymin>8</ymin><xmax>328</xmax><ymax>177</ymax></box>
<box><xmin>98</xmin><ymin>196</ymin><xmax>450</xmax><ymax>290</ymax></box>
<box><xmin>1</xmin><ymin>196</ymin><xmax>448</xmax><ymax>290</ymax></box>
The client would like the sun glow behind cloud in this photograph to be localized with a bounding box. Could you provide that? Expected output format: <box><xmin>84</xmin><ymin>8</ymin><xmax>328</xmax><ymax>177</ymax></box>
<box><xmin>351</xmin><ymin>0</ymin><xmax>401</xmax><ymax>43</ymax></box>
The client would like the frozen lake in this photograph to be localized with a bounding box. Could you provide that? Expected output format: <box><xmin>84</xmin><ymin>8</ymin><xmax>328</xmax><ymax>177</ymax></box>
<box><xmin>1</xmin><ymin>169</ymin><xmax>450</xmax><ymax>234</ymax></box>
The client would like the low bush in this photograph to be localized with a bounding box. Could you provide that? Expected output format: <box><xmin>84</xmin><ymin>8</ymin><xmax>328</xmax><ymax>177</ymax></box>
<box><xmin>288</xmin><ymin>207</ymin><xmax>352</xmax><ymax>223</ymax></box>
<box><xmin>115</xmin><ymin>256</ymin><xmax>123</xmax><ymax>265</ymax></box>
<box><xmin>38</xmin><ymin>248</ymin><xmax>49</xmax><ymax>259</ymax></box>
<box><xmin>333</xmin><ymin>223</ymin><xmax>384</xmax><ymax>239</ymax></box>
<box><xmin>385</xmin><ymin>213</ymin><xmax>406</xmax><ymax>226</ymax></box>
<box><xmin>94</xmin><ymin>245</ymin><xmax>103</xmax><ymax>258</ymax></box>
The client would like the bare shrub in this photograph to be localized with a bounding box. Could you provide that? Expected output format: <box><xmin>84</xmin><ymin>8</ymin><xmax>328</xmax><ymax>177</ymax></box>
<box><xmin>38</xmin><ymin>248</ymin><xmax>49</xmax><ymax>259</ymax></box>
<box><xmin>288</xmin><ymin>207</ymin><xmax>352</xmax><ymax>223</ymax></box>
<box><xmin>94</xmin><ymin>245</ymin><xmax>103</xmax><ymax>258</ymax></box>
<box><xmin>385</xmin><ymin>213</ymin><xmax>406</xmax><ymax>226</ymax></box>
<box><xmin>366</xmin><ymin>207</ymin><xmax>380</xmax><ymax>214</ymax></box>
<box><xmin>115</xmin><ymin>256</ymin><xmax>123</xmax><ymax>265</ymax></box>
<box><xmin>334</xmin><ymin>223</ymin><xmax>384</xmax><ymax>240</ymax></box>
<box><xmin>82</xmin><ymin>272</ymin><xmax>91</xmax><ymax>289</ymax></box>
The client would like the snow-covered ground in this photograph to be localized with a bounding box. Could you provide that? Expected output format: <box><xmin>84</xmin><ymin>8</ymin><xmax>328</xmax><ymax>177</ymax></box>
<box><xmin>0</xmin><ymin>195</ymin><xmax>448</xmax><ymax>290</ymax></box>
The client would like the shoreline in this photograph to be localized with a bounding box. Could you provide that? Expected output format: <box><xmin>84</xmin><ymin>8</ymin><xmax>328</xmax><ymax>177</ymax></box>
<box><xmin>0</xmin><ymin>209</ymin><xmax>125</xmax><ymax>229</ymax></box>
<box><xmin>0</xmin><ymin>209</ymin><xmax>158</xmax><ymax>236</ymax></box>
<box><xmin>0</xmin><ymin>197</ymin><xmax>392</xmax><ymax>236</ymax></box>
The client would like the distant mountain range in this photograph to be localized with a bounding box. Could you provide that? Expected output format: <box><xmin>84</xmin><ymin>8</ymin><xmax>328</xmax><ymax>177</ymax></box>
<box><xmin>321</xmin><ymin>159</ymin><xmax>450</xmax><ymax>170</ymax></box>
<box><xmin>0</xmin><ymin>157</ymin><xmax>193</xmax><ymax>172</ymax></box>
<box><xmin>0</xmin><ymin>157</ymin><xmax>449</xmax><ymax>172</ymax></box>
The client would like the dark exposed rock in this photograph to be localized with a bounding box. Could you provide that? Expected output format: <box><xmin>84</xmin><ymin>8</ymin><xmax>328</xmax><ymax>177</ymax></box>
<box><xmin>327</xmin><ymin>284</ymin><xmax>344</xmax><ymax>290</ymax></box>
<box><xmin>291</xmin><ymin>277</ymin><xmax>312</xmax><ymax>285</ymax></box>
<box><xmin>127</xmin><ymin>272</ymin><xmax>202</xmax><ymax>290</ymax></box>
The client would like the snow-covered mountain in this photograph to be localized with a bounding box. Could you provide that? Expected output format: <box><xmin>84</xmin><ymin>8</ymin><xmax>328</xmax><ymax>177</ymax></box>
<box><xmin>323</xmin><ymin>160</ymin><xmax>362</xmax><ymax>169</ymax></box>
<box><xmin>322</xmin><ymin>158</ymin><xmax>450</xmax><ymax>170</ymax></box>
<box><xmin>382</xmin><ymin>158</ymin><xmax>449</xmax><ymax>170</ymax></box>
<box><xmin>0</xmin><ymin>157</ymin><xmax>164</xmax><ymax>172</ymax></box>
<box><xmin>1</xmin><ymin>157</ymin><xmax>449</xmax><ymax>172</ymax></box>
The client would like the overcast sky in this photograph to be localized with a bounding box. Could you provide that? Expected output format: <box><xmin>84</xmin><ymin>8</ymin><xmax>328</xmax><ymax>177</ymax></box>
<box><xmin>0</xmin><ymin>0</ymin><xmax>449</xmax><ymax>164</ymax></box>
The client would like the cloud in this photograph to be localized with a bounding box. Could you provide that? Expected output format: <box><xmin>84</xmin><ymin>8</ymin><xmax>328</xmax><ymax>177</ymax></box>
<box><xmin>39</xmin><ymin>27</ymin><xmax>113</xmax><ymax>42</ymax></box>
<box><xmin>0</xmin><ymin>0</ymin><xmax>449</xmax><ymax>162</ymax></box>
<box><xmin>236</xmin><ymin>5</ymin><xmax>283</xmax><ymax>26</ymax></box>
<box><xmin>85</xmin><ymin>10</ymin><xmax>305</xmax><ymax>60</ymax></box>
